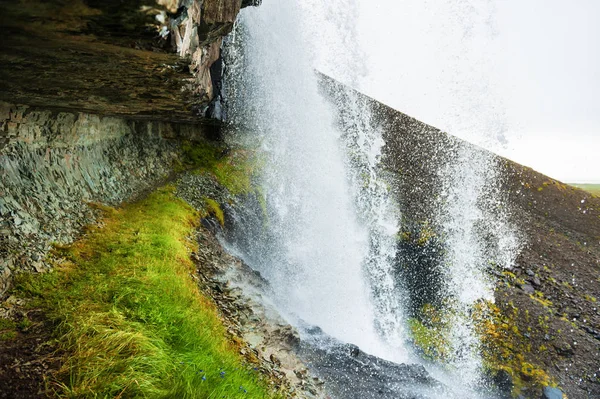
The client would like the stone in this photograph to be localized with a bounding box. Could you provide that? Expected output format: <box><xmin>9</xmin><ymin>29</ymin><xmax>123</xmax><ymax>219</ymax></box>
<box><xmin>493</xmin><ymin>369</ymin><xmax>513</xmax><ymax>398</ymax></box>
<box><xmin>348</xmin><ymin>344</ymin><xmax>360</xmax><ymax>357</ymax></box>
<box><xmin>541</xmin><ymin>386</ymin><xmax>564</xmax><ymax>399</ymax></box>
<box><xmin>242</xmin><ymin>0</ymin><xmax>262</xmax><ymax>7</ymax></box>
<box><xmin>521</xmin><ymin>283</ymin><xmax>535</xmax><ymax>294</ymax></box>
<box><xmin>553</xmin><ymin>342</ymin><xmax>574</xmax><ymax>357</ymax></box>
<box><xmin>202</xmin><ymin>0</ymin><xmax>242</xmax><ymax>25</ymax></box>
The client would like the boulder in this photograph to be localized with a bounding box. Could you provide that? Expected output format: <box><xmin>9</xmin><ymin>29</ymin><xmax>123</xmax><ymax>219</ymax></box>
<box><xmin>541</xmin><ymin>386</ymin><xmax>563</xmax><ymax>399</ymax></box>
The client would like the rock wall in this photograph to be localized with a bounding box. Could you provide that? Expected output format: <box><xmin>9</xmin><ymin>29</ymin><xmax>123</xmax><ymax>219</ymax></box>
<box><xmin>320</xmin><ymin>75</ymin><xmax>600</xmax><ymax>399</ymax></box>
<box><xmin>0</xmin><ymin>102</ymin><xmax>214</xmax><ymax>296</ymax></box>
<box><xmin>0</xmin><ymin>0</ymin><xmax>257</xmax><ymax>296</ymax></box>
<box><xmin>169</xmin><ymin>0</ymin><xmax>258</xmax><ymax>119</ymax></box>
<box><xmin>0</xmin><ymin>0</ymin><xmax>253</xmax><ymax>124</ymax></box>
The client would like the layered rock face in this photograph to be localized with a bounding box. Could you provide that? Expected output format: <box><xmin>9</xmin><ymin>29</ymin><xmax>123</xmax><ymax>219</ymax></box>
<box><xmin>0</xmin><ymin>103</ymin><xmax>218</xmax><ymax>296</ymax></box>
<box><xmin>169</xmin><ymin>0</ymin><xmax>249</xmax><ymax>119</ymax></box>
<box><xmin>0</xmin><ymin>0</ymin><xmax>252</xmax><ymax>295</ymax></box>
<box><xmin>0</xmin><ymin>0</ymin><xmax>252</xmax><ymax>122</ymax></box>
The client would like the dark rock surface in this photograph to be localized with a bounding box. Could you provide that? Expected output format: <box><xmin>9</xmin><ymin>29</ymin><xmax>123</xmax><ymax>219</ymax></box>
<box><xmin>0</xmin><ymin>102</ymin><xmax>215</xmax><ymax>296</ymax></box>
<box><xmin>297</xmin><ymin>331</ymin><xmax>447</xmax><ymax>399</ymax></box>
<box><xmin>0</xmin><ymin>0</ymin><xmax>244</xmax><ymax>123</ymax></box>
<box><xmin>318</xmin><ymin>75</ymin><xmax>599</xmax><ymax>399</ymax></box>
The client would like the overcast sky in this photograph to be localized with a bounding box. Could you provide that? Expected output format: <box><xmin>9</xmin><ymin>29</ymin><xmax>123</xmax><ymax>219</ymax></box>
<box><xmin>354</xmin><ymin>0</ymin><xmax>600</xmax><ymax>183</ymax></box>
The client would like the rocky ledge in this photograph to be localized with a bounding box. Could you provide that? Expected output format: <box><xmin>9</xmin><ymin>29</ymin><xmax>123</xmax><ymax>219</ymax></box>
<box><xmin>0</xmin><ymin>0</ymin><xmax>255</xmax><ymax>123</ymax></box>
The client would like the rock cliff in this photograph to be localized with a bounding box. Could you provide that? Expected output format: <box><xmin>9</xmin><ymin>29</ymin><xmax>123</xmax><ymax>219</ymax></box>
<box><xmin>0</xmin><ymin>0</ymin><xmax>252</xmax><ymax>295</ymax></box>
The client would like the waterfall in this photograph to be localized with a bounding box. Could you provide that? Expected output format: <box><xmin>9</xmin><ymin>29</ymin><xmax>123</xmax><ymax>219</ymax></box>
<box><xmin>223</xmin><ymin>0</ymin><xmax>521</xmax><ymax>397</ymax></box>
<box><xmin>223</xmin><ymin>1</ymin><xmax>398</xmax><ymax>359</ymax></box>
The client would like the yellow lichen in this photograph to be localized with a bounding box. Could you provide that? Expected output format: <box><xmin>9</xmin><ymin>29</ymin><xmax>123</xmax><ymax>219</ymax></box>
<box><xmin>473</xmin><ymin>301</ymin><xmax>557</xmax><ymax>396</ymax></box>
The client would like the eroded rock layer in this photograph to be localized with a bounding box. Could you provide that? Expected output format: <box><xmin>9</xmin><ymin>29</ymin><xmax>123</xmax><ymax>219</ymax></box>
<box><xmin>0</xmin><ymin>102</ymin><xmax>215</xmax><ymax>296</ymax></box>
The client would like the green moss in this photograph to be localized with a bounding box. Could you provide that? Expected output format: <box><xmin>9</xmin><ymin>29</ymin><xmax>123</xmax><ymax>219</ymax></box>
<box><xmin>502</xmin><ymin>271</ymin><xmax>526</xmax><ymax>286</ymax></box>
<box><xmin>397</xmin><ymin>231</ymin><xmax>412</xmax><ymax>242</ymax></box>
<box><xmin>531</xmin><ymin>292</ymin><xmax>553</xmax><ymax>308</ymax></box>
<box><xmin>181</xmin><ymin>140</ymin><xmax>223</xmax><ymax>170</ymax></box>
<box><xmin>397</xmin><ymin>221</ymin><xmax>437</xmax><ymax>247</ymax></box>
<box><xmin>561</xmin><ymin>281</ymin><xmax>573</xmax><ymax>290</ymax></box>
<box><xmin>11</xmin><ymin>187</ymin><xmax>278</xmax><ymax>398</ymax></box>
<box><xmin>255</xmin><ymin>186</ymin><xmax>269</xmax><ymax>225</ymax></box>
<box><xmin>408</xmin><ymin>304</ymin><xmax>451</xmax><ymax>362</ymax></box>
<box><xmin>204</xmin><ymin>198</ymin><xmax>225</xmax><ymax>226</ymax></box>
<box><xmin>181</xmin><ymin>141</ymin><xmax>262</xmax><ymax>197</ymax></box>
<box><xmin>0</xmin><ymin>330</ymin><xmax>17</xmax><ymax>341</ymax></box>
<box><xmin>474</xmin><ymin>301</ymin><xmax>557</xmax><ymax>397</ymax></box>
<box><xmin>0</xmin><ymin>317</ymin><xmax>17</xmax><ymax>341</ymax></box>
<box><xmin>408</xmin><ymin>317</ymin><xmax>450</xmax><ymax>361</ymax></box>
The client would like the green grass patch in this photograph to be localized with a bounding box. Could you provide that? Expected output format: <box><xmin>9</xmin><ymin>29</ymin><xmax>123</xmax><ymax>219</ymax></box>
<box><xmin>0</xmin><ymin>317</ymin><xmax>18</xmax><ymax>341</ymax></box>
<box><xmin>181</xmin><ymin>141</ymin><xmax>261</xmax><ymax>196</ymax></box>
<box><xmin>570</xmin><ymin>183</ymin><xmax>600</xmax><ymax>196</ymax></box>
<box><xmin>204</xmin><ymin>198</ymin><xmax>225</xmax><ymax>226</ymax></box>
<box><xmin>13</xmin><ymin>187</ymin><xmax>277</xmax><ymax>398</ymax></box>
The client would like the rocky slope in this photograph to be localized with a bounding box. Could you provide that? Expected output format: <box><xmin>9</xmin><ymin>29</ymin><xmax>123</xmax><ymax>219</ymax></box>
<box><xmin>322</xmin><ymin>78</ymin><xmax>599</xmax><ymax>398</ymax></box>
<box><xmin>1</xmin><ymin>2</ymin><xmax>598</xmax><ymax>398</ymax></box>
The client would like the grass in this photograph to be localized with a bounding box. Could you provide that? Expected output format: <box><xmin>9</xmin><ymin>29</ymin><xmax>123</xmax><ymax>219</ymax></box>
<box><xmin>570</xmin><ymin>183</ymin><xmax>600</xmax><ymax>196</ymax></box>
<box><xmin>13</xmin><ymin>187</ymin><xmax>277</xmax><ymax>398</ymax></box>
<box><xmin>180</xmin><ymin>141</ymin><xmax>260</xmax><ymax>196</ymax></box>
<box><xmin>0</xmin><ymin>317</ymin><xmax>18</xmax><ymax>341</ymax></box>
<box><xmin>204</xmin><ymin>198</ymin><xmax>225</xmax><ymax>226</ymax></box>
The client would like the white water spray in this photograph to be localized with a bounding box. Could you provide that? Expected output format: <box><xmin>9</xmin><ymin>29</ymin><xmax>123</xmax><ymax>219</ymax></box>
<box><xmin>225</xmin><ymin>1</ymin><xmax>398</xmax><ymax>358</ymax></box>
<box><xmin>224</xmin><ymin>0</ymin><xmax>521</xmax><ymax>396</ymax></box>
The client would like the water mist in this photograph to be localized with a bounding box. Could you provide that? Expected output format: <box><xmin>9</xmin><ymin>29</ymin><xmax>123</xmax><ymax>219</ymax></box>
<box><xmin>224</xmin><ymin>1</ymin><xmax>395</xmax><ymax>359</ymax></box>
<box><xmin>223</xmin><ymin>0</ymin><xmax>521</xmax><ymax>397</ymax></box>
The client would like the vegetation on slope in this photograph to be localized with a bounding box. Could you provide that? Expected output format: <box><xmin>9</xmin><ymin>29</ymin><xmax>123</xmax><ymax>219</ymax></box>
<box><xmin>570</xmin><ymin>183</ymin><xmax>600</xmax><ymax>197</ymax></box>
<box><xmin>6</xmin><ymin>138</ymin><xmax>275</xmax><ymax>398</ymax></box>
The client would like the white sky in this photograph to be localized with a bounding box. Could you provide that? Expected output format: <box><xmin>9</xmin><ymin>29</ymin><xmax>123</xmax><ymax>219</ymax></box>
<box><xmin>355</xmin><ymin>0</ymin><xmax>600</xmax><ymax>183</ymax></box>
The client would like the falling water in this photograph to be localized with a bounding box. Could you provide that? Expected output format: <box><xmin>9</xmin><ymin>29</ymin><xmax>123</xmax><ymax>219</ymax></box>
<box><xmin>422</xmin><ymin>0</ymin><xmax>522</xmax><ymax>391</ymax></box>
<box><xmin>223</xmin><ymin>0</ymin><xmax>521</xmax><ymax>396</ymax></box>
<box><xmin>224</xmin><ymin>1</ymin><xmax>397</xmax><ymax>359</ymax></box>
<box><xmin>323</xmin><ymin>82</ymin><xmax>408</xmax><ymax>357</ymax></box>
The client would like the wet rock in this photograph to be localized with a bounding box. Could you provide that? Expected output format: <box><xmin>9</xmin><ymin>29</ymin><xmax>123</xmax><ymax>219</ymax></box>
<box><xmin>526</xmin><ymin>269</ymin><xmax>535</xmax><ymax>277</ymax></box>
<box><xmin>492</xmin><ymin>369</ymin><xmax>513</xmax><ymax>398</ymax></box>
<box><xmin>348</xmin><ymin>344</ymin><xmax>360</xmax><ymax>357</ymax></box>
<box><xmin>541</xmin><ymin>386</ymin><xmax>564</xmax><ymax>399</ymax></box>
<box><xmin>582</xmin><ymin>326</ymin><xmax>600</xmax><ymax>341</ymax></box>
<box><xmin>553</xmin><ymin>342</ymin><xmax>574</xmax><ymax>357</ymax></box>
<box><xmin>520</xmin><ymin>283</ymin><xmax>535</xmax><ymax>294</ymax></box>
<box><xmin>301</xmin><ymin>344</ymin><xmax>442</xmax><ymax>398</ymax></box>
<box><xmin>242</xmin><ymin>0</ymin><xmax>262</xmax><ymax>7</ymax></box>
